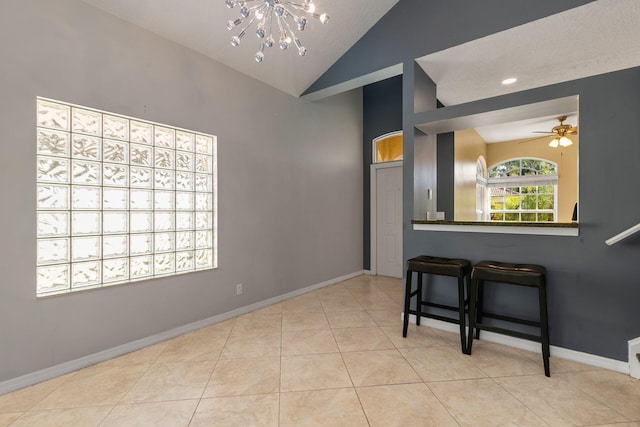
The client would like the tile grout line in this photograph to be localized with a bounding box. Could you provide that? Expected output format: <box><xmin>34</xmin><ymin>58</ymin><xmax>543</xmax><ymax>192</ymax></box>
<box><xmin>487</xmin><ymin>376</ymin><xmax>552</xmax><ymax>426</ymax></box>
<box><xmin>187</xmin><ymin>321</ymin><xmax>236</xmax><ymax>426</ymax></box>
<box><xmin>552</xmin><ymin>371</ymin><xmax>635</xmax><ymax>423</ymax></box>
<box><xmin>328</xmin><ymin>286</ymin><xmax>371</xmax><ymax>426</ymax></box>
<box><xmin>95</xmin><ymin>345</ymin><xmax>168</xmax><ymax>426</ymax></box>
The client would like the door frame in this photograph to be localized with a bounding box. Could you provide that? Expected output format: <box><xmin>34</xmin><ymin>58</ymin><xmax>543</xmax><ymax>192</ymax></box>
<box><xmin>370</xmin><ymin>160</ymin><xmax>403</xmax><ymax>276</ymax></box>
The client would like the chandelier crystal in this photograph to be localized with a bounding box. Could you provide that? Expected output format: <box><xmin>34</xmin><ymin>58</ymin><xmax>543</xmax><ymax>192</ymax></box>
<box><xmin>224</xmin><ymin>0</ymin><xmax>329</xmax><ymax>62</ymax></box>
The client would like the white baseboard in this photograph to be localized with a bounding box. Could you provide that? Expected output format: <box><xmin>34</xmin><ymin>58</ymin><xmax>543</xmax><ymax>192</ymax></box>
<box><xmin>404</xmin><ymin>314</ymin><xmax>630</xmax><ymax>375</ymax></box>
<box><xmin>0</xmin><ymin>270</ymin><xmax>365</xmax><ymax>396</ymax></box>
<box><xmin>363</xmin><ymin>269</ymin><xmax>373</xmax><ymax>275</ymax></box>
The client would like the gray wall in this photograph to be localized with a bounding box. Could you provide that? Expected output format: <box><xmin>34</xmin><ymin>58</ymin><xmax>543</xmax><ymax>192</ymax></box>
<box><xmin>362</xmin><ymin>76</ymin><xmax>403</xmax><ymax>269</ymax></box>
<box><xmin>314</xmin><ymin>0</ymin><xmax>640</xmax><ymax>362</ymax></box>
<box><xmin>0</xmin><ymin>0</ymin><xmax>363</xmax><ymax>382</ymax></box>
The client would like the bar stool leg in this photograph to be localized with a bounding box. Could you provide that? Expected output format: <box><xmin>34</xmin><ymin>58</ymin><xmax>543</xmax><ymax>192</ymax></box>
<box><xmin>416</xmin><ymin>272</ymin><xmax>423</xmax><ymax>326</ymax></box>
<box><xmin>466</xmin><ymin>278</ymin><xmax>478</xmax><ymax>355</ymax></box>
<box><xmin>457</xmin><ymin>276</ymin><xmax>467</xmax><ymax>354</ymax></box>
<box><xmin>474</xmin><ymin>280</ymin><xmax>484</xmax><ymax>340</ymax></box>
<box><xmin>402</xmin><ymin>270</ymin><xmax>412</xmax><ymax>338</ymax></box>
<box><xmin>539</xmin><ymin>283</ymin><xmax>551</xmax><ymax>377</ymax></box>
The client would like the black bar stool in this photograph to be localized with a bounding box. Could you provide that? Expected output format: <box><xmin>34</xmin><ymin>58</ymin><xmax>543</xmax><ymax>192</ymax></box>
<box><xmin>402</xmin><ymin>256</ymin><xmax>472</xmax><ymax>353</ymax></box>
<box><xmin>467</xmin><ymin>260</ymin><xmax>550</xmax><ymax>376</ymax></box>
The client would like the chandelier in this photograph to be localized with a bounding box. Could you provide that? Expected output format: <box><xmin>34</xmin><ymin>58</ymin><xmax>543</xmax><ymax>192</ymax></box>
<box><xmin>224</xmin><ymin>0</ymin><xmax>329</xmax><ymax>62</ymax></box>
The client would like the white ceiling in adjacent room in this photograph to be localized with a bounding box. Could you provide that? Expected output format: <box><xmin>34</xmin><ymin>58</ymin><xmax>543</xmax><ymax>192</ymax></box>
<box><xmin>416</xmin><ymin>0</ymin><xmax>640</xmax><ymax>107</ymax></box>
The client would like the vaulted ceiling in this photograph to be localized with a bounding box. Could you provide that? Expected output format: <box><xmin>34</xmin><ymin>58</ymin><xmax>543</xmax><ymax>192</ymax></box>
<box><xmin>79</xmin><ymin>0</ymin><xmax>640</xmax><ymax>142</ymax></box>
<box><xmin>80</xmin><ymin>0</ymin><xmax>399</xmax><ymax>97</ymax></box>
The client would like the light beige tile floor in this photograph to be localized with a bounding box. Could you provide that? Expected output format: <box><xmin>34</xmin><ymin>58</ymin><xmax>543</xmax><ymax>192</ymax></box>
<box><xmin>1</xmin><ymin>274</ymin><xmax>639</xmax><ymax>426</ymax></box>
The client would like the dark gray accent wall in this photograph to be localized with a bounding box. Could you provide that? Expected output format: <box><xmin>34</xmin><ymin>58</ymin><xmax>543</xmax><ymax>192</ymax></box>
<box><xmin>0</xmin><ymin>0</ymin><xmax>363</xmax><ymax>383</ymax></box>
<box><xmin>404</xmin><ymin>69</ymin><xmax>640</xmax><ymax>361</ymax></box>
<box><xmin>436</xmin><ymin>132</ymin><xmax>454</xmax><ymax>219</ymax></box>
<box><xmin>363</xmin><ymin>76</ymin><xmax>403</xmax><ymax>269</ymax></box>
<box><xmin>331</xmin><ymin>0</ymin><xmax>640</xmax><ymax>361</ymax></box>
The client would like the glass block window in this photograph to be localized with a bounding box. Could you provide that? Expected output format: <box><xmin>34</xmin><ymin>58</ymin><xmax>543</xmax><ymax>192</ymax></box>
<box><xmin>36</xmin><ymin>97</ymin><xmax>217</xmax><ymax>296</ymax></box>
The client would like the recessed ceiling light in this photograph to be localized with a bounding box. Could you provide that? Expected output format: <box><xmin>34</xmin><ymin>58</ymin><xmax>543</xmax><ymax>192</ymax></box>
<box><xmin>501</xmin><ymin>77</ymin><xmax>518</xmax><ymax>85</ymax></box>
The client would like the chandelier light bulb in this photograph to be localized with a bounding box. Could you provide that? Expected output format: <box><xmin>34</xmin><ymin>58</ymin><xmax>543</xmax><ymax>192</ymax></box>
<box><xmin>222</xmin><ymin>0</ymin><xmax>329</xmax><ymax>62</ymax></box>
<box><xmin>265</xmin><ymin>35</ymin><xmax>274</xmax><ymax>47</ymax></box>
<box><xmin>295</xmin><ymin>38</ymin><xmax>307</xmax><ymax>56</ymax></box>
<box><xmin>255</xmin><ymin>42</ymin><xmax>265</xmax><ymax>62</ymax></box>
<box><xmin>227</xmin><ymin>18</ymin><xmax>241</xmax><ymax>30</ymax></box>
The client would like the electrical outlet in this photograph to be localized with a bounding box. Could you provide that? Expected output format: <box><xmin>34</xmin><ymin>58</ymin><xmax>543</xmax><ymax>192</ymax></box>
<box><xmin>629</xmin><ymin>337</ymin><xmax>640</xmax><ymax>379</ymax></box>
<box><xmin>236</xmin><ymin>283</ymin><xmax>243</xmax><ymax>295</ymax></box>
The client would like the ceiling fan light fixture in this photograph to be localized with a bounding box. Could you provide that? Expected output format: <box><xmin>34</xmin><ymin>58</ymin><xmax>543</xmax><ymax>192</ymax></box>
<box><xmin>559</xmin><ymin>136</ymin><xmax>573</xmax><ymax>147</ymax></box>
<box><xmin>536</xmin><ymin>116</ymin><xmax>577</xmax><ymax>148</ymax></box>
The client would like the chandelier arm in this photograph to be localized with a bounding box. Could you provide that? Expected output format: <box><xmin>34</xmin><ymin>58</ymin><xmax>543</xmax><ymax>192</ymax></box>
<box><xmin>275</xmin><ymin>13</ymin><xmax>286</xmax><ymax>38</ymax></box>
<box><xmin>281</xmin><ymin>16</ymin><xmax>298</xmax><ymax>42</ymax></box>
<box><xmin>234</xmin><ymin>17</ymin><xmax>255</xmax><ymax>40</ymax></box>
<box><xmin>240</xmin><ymin>17</ymin><xmax>256</xmax><ymax>32</ymax></box>
<box><xmin>279</xmin><ymin>4</ymin><xmax>302</xmax><ymax>20</ymax></box>
<box><xmin>281</xmin><ymin>16</ymin><xmax>306</xmax><ymax>54</ymax></box>
<box><xmin>286</xmin><ymin>1</ymin><xmax>316</xmax><ymax>16</ymax></box>
<box><xmin>267</xmin><ymin>8</ymin><xmax>274</xmax><ymax>37</ymax></box>
<box><xmin>246</xmin><ymin>3</ymin><xmax>264</xmax><ymax>13</ymax></box>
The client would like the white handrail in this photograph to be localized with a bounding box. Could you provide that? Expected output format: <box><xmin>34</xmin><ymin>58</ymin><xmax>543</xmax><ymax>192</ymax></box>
<box><xmin>605</xmin><ymin>222</ymin><xmax>640</xmax><ymax>246</ymax></box>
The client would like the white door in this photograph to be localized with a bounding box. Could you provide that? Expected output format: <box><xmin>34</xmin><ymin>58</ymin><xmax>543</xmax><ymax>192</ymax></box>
<box><xmin>376</xmin><ymin>166</ymin><xmax>402</xmax><ymax>278</ymax></box>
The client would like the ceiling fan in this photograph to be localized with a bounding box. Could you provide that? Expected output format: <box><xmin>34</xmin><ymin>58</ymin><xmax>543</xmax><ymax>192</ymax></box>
<box><xmin>531</xmin><ymin>115</ymin><xmax>578</xmax><ymax>147</ymax></box>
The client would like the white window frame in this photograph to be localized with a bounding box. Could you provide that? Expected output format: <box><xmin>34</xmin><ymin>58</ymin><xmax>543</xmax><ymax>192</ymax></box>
<box><xmin>487</xmin><ymin>158</ymin><xmax>558</xmax><ymax>222</ymax></box>
<box><xmin>372</xmin><ymin>130</ymin><xmax>403</xmax><ymax>164</ymax></box>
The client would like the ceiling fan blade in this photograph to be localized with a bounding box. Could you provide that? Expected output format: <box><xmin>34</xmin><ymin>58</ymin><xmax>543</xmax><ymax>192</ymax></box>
<box><xmin>531</xmin><ymin>131</ymin><xmax>554</xmax><ymax>134</ymax></box>
<box><xmin>568</xmin><ymin>127</ymin><xmax>578</xmax><ymax>134</ymax></box>
<box><xmin>518</xmin><ymin>135</ymin><xmax>550</xmax><ymax>144</ymax></box>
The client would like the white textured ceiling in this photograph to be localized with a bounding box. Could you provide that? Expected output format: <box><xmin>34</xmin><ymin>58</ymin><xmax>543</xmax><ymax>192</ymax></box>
<box><xmin>417</xmin><ymin>0</ymin><xmax>640</xmax><ymax>108</ymax></box>
<box><xmin>416</xmin><ymin>0</ymin><xmax>640</xmax><ymax>142</ymax></box>
<box><xmin>474</xmin><ymin>113</ymin><xmax>578</xmax><ymax>144</ymax></box>
<box><xmin>80</xmin><ymin>0</ymin><xmax>399</xmax><ymax>97</ymax></box>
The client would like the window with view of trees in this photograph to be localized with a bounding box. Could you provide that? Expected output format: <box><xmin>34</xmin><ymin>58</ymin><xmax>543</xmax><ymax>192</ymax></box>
<box><xmin>488</xmin><ymin>158</ymin><xmax>557</xmax><ymax>222</ymax></box>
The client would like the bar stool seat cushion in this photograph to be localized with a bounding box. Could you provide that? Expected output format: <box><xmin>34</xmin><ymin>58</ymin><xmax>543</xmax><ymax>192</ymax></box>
<box><xmin>407</xmin><ymin>256</ymin><xmax>472</xmax><ymax>278</ymax></box>
<box><xmin>471</xmin><ymin>260</ymin><xmax>546</xmax><ymax>287</ymax></box>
